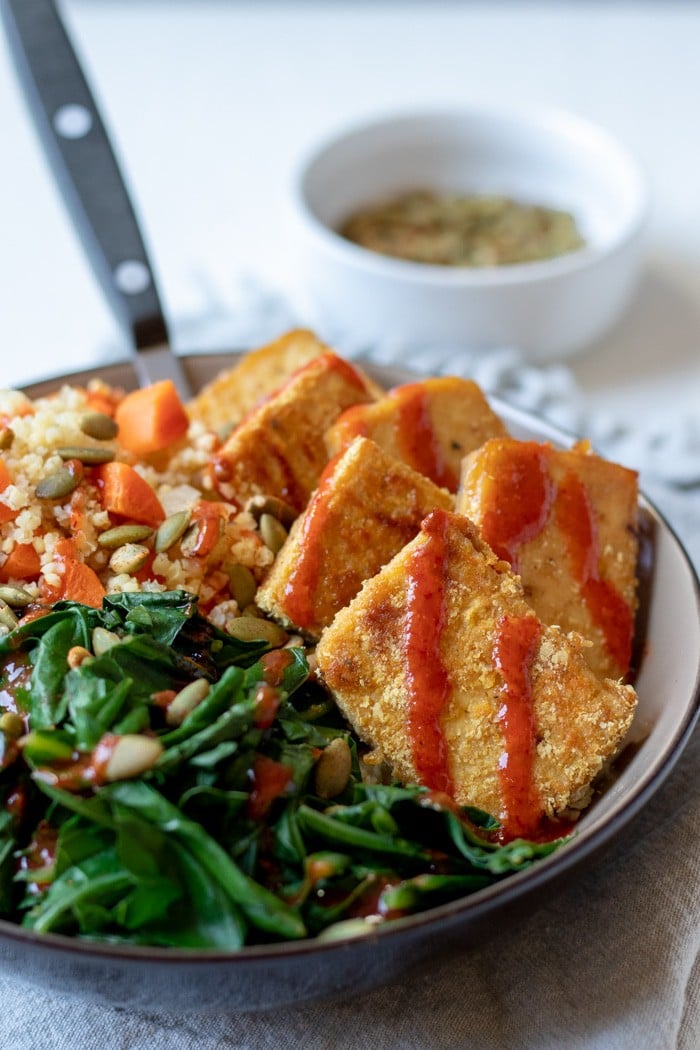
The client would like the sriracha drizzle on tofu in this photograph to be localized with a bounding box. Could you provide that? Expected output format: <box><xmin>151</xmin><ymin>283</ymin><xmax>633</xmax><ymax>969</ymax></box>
<box><xmin>403</xmin><ymin>509</ymin><xmax>455</xmax><ymax>796</ymax></box>
<box><xmin>479</xmin><ymin>441</ymin><xmax>554</xmax><ymax>571</ymax></box>
<box><xmin>282</xmin><ymin>454</ymin><xmax>342</xmax><ymax>629</ymax></box>
<box><xmin>391</xmin><ymin>384</ymin><xmax>459</xmax><ymax>491</ymax></box>
<box><xmin>493</xmin><ymin>614</ymin><xmax>543</xmax><ymax>841</ymax></box>
<box><xmin>554</xmin><ymin>471</ymin><xmax>633</xmax><ymax>675</ymax></box>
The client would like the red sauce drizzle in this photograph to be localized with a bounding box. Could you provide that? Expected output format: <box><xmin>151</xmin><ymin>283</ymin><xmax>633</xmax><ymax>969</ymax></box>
<box><xmin>253</xmin><ymin>684</ymin><xmax>281</xmax><ymax>729</ymax></box>
<box><xmin>247</xmin><ymin>755</ymin><xmax>294</xmax><ymax>821</ymax></box>
<box><xmin>389</xmin><ymin>384</ymin><xmax>456</xmax><ymax>490</ymax></box>
<box><xmin>18</xmin><ymin>820</ymin><xmax>58</xmax><ymax>894</ymax></box>
<box><xmin>260</xmin><ymin>648</ymin><xmax>293</xmax><ymax>687</ymax></box>
<box><xmin>404</xmin><ymin>509</ymin><xmax>454</xmax><ymax>795</ymax></box>
<box><xmin>554</xmin><ymin>471</ymin><xmax>633</xmax><ymax>674</ymax></box>
<box><xmin>321</xmin><ymin>352</ymin><xmax>370</xmax><ymax>393</ymax></box>
<box><xmin>479</xmin><ymin>442</ymin><xmax>555</xmax><ymax>571</ymax></box>
<box><xmin>283</xmin><ymin>454</ymin><xmax>341</xmax><ymax>629</ymax></box>
<box><xmin>493</xmin><ymin>614</ymin><xmax>543</xmax><ymax>841</ymax></box>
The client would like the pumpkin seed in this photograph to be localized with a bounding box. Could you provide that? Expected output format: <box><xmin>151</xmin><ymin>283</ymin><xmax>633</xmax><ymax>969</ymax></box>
<box><xmin>108</xmin><ymin>543</ymin><xmax>150</xmax><ymax>575</ymax></box>
<box><xmin>80</xmin><ymin>412</ymin><xmax>119</xmax><ymax>441</ymax></box>
<box><xmin>104</xmin><ymin>735</ymin><xmax>163</xmax><ymax>782</ymax></box>
<box><xmin>98</xmin><ymin>524</ymin><xmax>154</xmax><ymax>549</ymax></box>
<box><xmin>225</xmin><ymin>616</ymin><xmax>287</xmax><ymax>646</ymax></box>
<box><xmin>0</xmin><ymin>712</ymin><xmax>24</xmax><ymax>739</ymax></box>
<box><xmin>242</xmin><ymin>603</ymin><xmax>264</xmax><ymax>619</ymax></box>
<box><xmin>67</xmin><ymin>645</ymin><xmax>93</xmax><ymax>669</ymax></box>
<box><xmin>165</xmin><ymin>679</ymin><xmax>210</xmax><ymax>726</ymax></box>
<box><xmin>91</xmin><ymin>626</ymin><xmax>122</xmax><ymax>656</ymax></box>
<box><xmin>0</xmin><ymin>584</ymin><xmax>33</xmax><ymax>608</ymax></box>
<box><xmin>245</xmin><ymin>494</ymin><xmax>297</xmax><ymax>528</ymax></box>
<box><xmin>314</xmin><ymin>737</ymin><xmax>352</xmax><ymax>799</ymax></box>
<box><xmin>0</xmin><ymin>428</ymin><xmax>14</xmax><ymax>451</ymax></box>
<box><xmin>154</xmin><ymin>511</ymin><xmax>190</xmax><ymax>553</ymax></box>
<box><xmin>226</xmin><ymin>563</ymin><xmax>257</xmax><ymax>609</ymax></box>
<box><xmin>180</xmin><ymin>523</ymin><xmax>202</xmax><ymax>558</ymax></box>
<box><xmin>35</xmin><ymin>467</ymin><xmax>80</xmax><ymax>500</ymax></box>
<box><xmin>260</xmin><ymin>513</ymin><xmax>288</xmax><ymax>554</ymax></box>
<box><xmin>57</xmin><ymin>445</ymin><xmax>115</xmax><ymax>465</ymax></box>
<box><xmin>0</xmin><ymin>600</ymin><xmax>18</xmax><ymax>631</ymax></box>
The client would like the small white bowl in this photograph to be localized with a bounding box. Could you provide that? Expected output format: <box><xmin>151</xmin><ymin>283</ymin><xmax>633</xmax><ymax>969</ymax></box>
<box><xmin>291</xmin><ymin>108</ymin><xmax>649</xmax><ymax>362</ymax></box>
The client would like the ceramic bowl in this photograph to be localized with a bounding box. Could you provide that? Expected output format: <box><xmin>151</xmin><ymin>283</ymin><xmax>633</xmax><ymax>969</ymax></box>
<box><xmin>291</xmin><ymin>109</ymin><xmax>649</xmax><ymax>361</ymax></box>
<box><xmin>0</xmin><ymin>354</ymin><xmax>698</xmax><ymax>1014</ymax></box>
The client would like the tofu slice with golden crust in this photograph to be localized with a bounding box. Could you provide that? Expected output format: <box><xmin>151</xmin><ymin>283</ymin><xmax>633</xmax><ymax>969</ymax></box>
<box><xmin>316</xmin><ymin>509</ymin><xmax>636</xmax><ymax>836</ymax></box>
<box><xmin>457</xmin><ymin>438</ymin><xmax>639</xmax><ymax>681</ymax></box>
<box><xmin>211</xmin><ymin>351</ymin><xmax>378</xmax><ymax>512</ymax></box>
<box><xmin>257</xmin><ymin>436</ymin><xmax>454</xmax><ymax>639</ymax></box>
<box><xmin>325</xmin><ymin>376</ymin><xmax>507</xmax><ymax>492</ymax></box>
<box><xmin>187</xmin><ymin>329</ymin><xmax>329</xmax><ymax>433</ymax></box>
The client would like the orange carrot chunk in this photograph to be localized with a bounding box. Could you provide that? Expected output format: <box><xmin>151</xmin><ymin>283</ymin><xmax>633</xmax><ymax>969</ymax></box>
<box><xmin>0</xmin><ymin>460</ymin><xmax>19</xmax><ymax>524</ymax></box>
<box><xmin>54</xmin><ymin>537</ymin><xmax>105</xmax><ymax>608</ymax></box>
<box><xmin>0</xmin><ymin>543</ymin><xmax>41</xmax><ymax>582</ymax></box>
<box><xmin>94</xmin><ymin>462</ymin><xmax>165</xmax><ymax>528</ymax></box>
<box><xmin>115</xmin><ymin>380</ymin><xmax>189</xmax><ymax>455</ymax></box>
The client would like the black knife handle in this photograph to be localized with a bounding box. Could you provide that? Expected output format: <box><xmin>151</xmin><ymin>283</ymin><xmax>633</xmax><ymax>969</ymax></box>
<box><xmin>1</xmin><ymin>0</ymin><xmax>169</xmax><ymax>352</ymax></box>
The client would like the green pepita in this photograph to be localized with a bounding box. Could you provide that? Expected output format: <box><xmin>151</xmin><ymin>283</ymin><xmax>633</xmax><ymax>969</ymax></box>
<box><xmin>314</xmin><ymin>737</ymin><xmax>352</xmax><ymax>799</ymax></box>
<box><xmin>259</xmin><ymin>513</ymin><xmax>288</xmax><ymax>555</ymax></box>
<box><xmin>108</xmin><ymin>543</ymin><xmax>150</xmax><ymax>576</ymax></box>
<box><xmin>91</xmin><ymin>626</ymin><xmax>122</xmax><ymax>656</ymax></box>
<box><xmin>0</xmin><ymin>712</ymin><xmax>24</xmax><ymax>739</ymax></box>
<box><xmin>98</xmin><ymin>524</ymin><xmax>154</xmax><ymax>549</ymax></box>
<box><xmin>104</xmin><ymin>735</ymin><xmax>163</xmax><ymax>782</ymax></box>
<box><xmin>35</xmin><ymin>468</ymin><xmax>80</xmax><ymax>501</ymax></box>
<box><xmin>225</xmin><ymin>615</ymin><xmax>287</xmax><ymax>646</ymax></box>
<box><xmin>0</xmin><ymin>584</ymin><xmax>33</xmax><ymax>608</ymax></box>
<box><xmin>0</xmin><ymin>600</ymin><xmax>18</xmax><ymax>631</ymax></box>
<box><xmin>245</xmin><ymin>494</ymin><xmax>297</xmax><ymax>528</ymax></box>
<box><xmin>226</xmin><ymin>563</ymin><xmax>257</xmax><ymax>610</ymax></box>
<box><xmin>57</xmin><ymin>446</ymin><xmax>115</xmax><ymax>465</ymax></box>
<box><xmin>80</xmin><ymin>412</ymin><xmax>119</xmax><ymax>441</ymax></box>
<box><xmin>165</xmin><ymin>679</ymin><xmax>211</xmax><ymax>726</ymax></box>
<box><xmin>154</xmin><ymin>511</ymin><xmax>190</xmax><ymax>553</ymax></box>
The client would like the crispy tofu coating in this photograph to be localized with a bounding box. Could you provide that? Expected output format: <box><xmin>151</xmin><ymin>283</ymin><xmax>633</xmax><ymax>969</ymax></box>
<box><xmin>212</xmin><ymin>351</ymin><xmax>379</xmax><ymax>512</ymax></box>
<box><xmin>325</xmin><ymin>376</ymin><xmax>507</xmax><ymax>492</ymax></box>
<box><xmin>257</xmin><ymin>436</ymin><xmax>454</xmax><ymax>639</ymax></box>
<box><xmin>186</xmin><ymin>329</ymin><xmax>330</xmax><ymax>433</ymax></box>
<box><xmin>316</xmin><ymin>510</ymin><xmax>637</xmax><ymax>827</ymax></box>
<box><xmin>457</xmin><ymin>438</ymin><xmax>639</xmax><ymax>680</ymax></box>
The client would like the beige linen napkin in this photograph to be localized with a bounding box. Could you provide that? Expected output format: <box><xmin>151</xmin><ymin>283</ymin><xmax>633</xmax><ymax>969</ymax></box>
<box><xmin>2</xmin><ymin>482</ymin><xmax>699</xmax><ymax>1050</ymax></box>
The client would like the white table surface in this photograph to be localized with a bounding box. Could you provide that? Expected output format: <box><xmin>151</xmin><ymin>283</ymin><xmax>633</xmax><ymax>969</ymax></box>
<box><xmin>1</xmin><ymin>0</ymin><xmax>699</xmax><ymax>425</ymax></box>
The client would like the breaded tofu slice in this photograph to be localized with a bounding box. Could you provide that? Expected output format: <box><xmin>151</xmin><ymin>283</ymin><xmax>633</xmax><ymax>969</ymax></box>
<box><xmin>325</xmin><ymin>376</ymin><xmax>507</xmax><ymax>492</ymax></box>
<box><xmin>457</xmin><ymin>438</ymin><xmax>639</xmax><ymax>681</ymax></box>
<box><xmin>257</xmin><ymin>436</ymin><xmax>454</xmax><ymax>638</ymax></box>
<box><xmin>316</xmin><ymin>509</ymin><xmax>636</xmax><ymax>836</ymax></box>
<box><xmin>211</xmin><ymin>351</ymin><xmax>378</xmax><ymax>512</ymax></box>
<box><xmin>187</xmin><ymin>329</ymin><xmax>330</xmax><ymax>433</ymax></box>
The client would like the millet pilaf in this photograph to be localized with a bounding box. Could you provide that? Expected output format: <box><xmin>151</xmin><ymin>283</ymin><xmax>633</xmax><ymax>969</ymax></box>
<box><xmin>0</xmin><ymin>378</ymin><xmax>273</xmax><ymax>634</ymax></box>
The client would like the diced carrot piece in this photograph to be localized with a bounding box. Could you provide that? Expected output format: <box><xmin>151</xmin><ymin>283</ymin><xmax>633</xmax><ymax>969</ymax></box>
<box><xmin>94</xmin><ymin>462</ymin><xmax>165</xmax><ymax>528</ymax></box>
<box><xmin>52</xmin><ymin>537</ymin><xmax>105</xmax><ymax>608</ymax></box>
<box><xmin>62</xmin><ymin>558</ymin><xmax>105</xmax><ymax>608</ymax></box>
<box><xmin>0</xmin><ymin>543</ymin><xmax>41</xmax><ymax>582</ymax></box>
<box><xmin>0</xmin><ymin>460</ymin><xmax>19</xmax><ymax>524</ymax></box>
<box><xmin>115</xmin><ymin>380</ymin><xmax>189</xmax><ymax>455</ymax></box>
